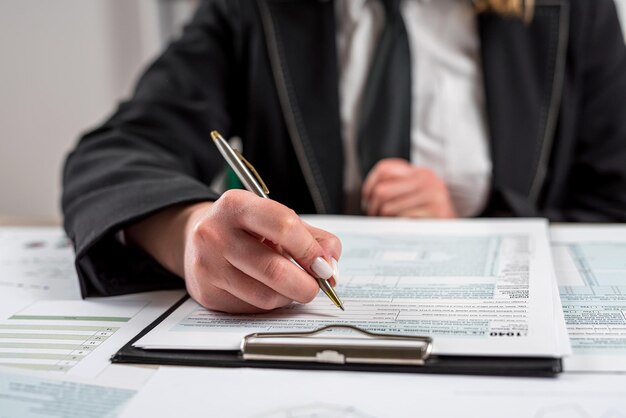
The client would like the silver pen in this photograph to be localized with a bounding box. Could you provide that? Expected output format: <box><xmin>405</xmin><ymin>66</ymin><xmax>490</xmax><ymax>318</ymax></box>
<box><xmin>210</xmin><ymin>130</ymin><xmax>344</xmax><ymax>311</ymax></box>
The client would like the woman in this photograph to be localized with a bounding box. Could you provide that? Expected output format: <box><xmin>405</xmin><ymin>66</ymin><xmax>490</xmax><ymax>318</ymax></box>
<box><xmin>63</xmin><ymin>0</ymin><xmax>626</xmax><ymax>312</ymax></box>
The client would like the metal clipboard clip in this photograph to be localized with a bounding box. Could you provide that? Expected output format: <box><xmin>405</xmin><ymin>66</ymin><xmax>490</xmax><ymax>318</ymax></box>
<box><xmin>241</xmin><ymin>325</ymin><xmax>433</xmax><ymax>366</ymax></box>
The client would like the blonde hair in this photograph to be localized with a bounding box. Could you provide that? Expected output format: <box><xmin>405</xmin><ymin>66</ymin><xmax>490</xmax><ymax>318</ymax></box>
<box><xmin>473</xmin><ymin>0</ymin><xmax>535</xmax><ymax>23</ymax></box>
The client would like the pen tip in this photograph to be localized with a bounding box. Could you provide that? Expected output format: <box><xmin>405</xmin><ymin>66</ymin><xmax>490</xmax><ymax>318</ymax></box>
<box><xmin>335</xmin><ymin>299</ymin><xmax>344</xmax><ymax>311</ymax></box>
<box><xmin>210</xmin><ymin>130</ymin><xmax>221</xmax><ymax>141</ymax></box>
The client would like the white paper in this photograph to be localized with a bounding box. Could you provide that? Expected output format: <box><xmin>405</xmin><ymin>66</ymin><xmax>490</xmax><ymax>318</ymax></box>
<box><xmin>551</xmin><ymin>225</ymin><xmax>626</xmax><ymax>372</ymax></box>
<box><xmin>0</xmin><ymin>365</ymin><xmax>136</xmax><ymax>418</ymax></box>
<box><xmin>121</xmin><ymin>366</ymin><xmax>626</xmax><ymax>418</ymax></box>
<box><xmin>0</xmin><ymin>290</ymin><xmax>184</xmax><ymax>378</ymax></box>
<box><xmin>136</xmin><ymin>217</ymin><xmax>569</xmax><ymax>359</ymax></box>
<box><xmin>0</xmin><ymin>227</ymin><xmax>81</xmax><ymax>300</ymax></box>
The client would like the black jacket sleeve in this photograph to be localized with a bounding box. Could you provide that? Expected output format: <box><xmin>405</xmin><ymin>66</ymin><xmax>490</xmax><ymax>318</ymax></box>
<box><xmin>62</xmin><ymin>1</ymin><xmax>240</xmax><ymax>296</ymax></box>
<box><xmin>546</xmin><ymin>0</ymin><xmax>626</xmax><ymax>222</ymax></box>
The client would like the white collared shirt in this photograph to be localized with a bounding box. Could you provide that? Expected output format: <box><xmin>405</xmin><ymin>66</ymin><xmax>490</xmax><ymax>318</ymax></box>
<box><xmin>336</xmin><ymin>0</ymin><xmax>492</xmax><ymax>217</ymax></box>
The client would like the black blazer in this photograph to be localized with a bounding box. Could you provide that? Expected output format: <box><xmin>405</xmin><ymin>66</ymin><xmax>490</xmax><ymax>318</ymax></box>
<box><xmin>62</xmin><ymin>0</ymin><xmax>626</xmax><ymax>297</ymax></box>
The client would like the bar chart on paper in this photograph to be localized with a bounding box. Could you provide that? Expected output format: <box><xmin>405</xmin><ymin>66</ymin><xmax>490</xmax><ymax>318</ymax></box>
<box><xmin>0</xmin><ymin>300</ymin><xmax>143</xmax><ymax>373</ymax></box>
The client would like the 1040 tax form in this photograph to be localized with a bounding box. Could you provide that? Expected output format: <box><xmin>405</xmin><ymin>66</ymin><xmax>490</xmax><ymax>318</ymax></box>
<box><xmin>134</xmin><ymin>217</ymin><xmax>569</xmax><ymax>361</ymax></box>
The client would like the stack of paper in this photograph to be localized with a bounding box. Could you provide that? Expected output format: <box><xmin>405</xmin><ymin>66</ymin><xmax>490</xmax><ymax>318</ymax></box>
<box><xmin>0</xmin><ymin>227</ymin><xmax>184</xmax><ymax>416</ymax></box>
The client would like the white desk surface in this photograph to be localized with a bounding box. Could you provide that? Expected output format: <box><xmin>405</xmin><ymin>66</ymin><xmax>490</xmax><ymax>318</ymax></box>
<box><xmin>0</xmin><ymin>222</ymin><xmax>624</xmax><ymax>418</ymax></box>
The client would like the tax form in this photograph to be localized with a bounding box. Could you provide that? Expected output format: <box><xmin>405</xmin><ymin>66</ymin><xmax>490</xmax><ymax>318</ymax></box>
<box><xmin>551</xmin><ymin>225</ymin><xmax>626</xmax><ymax>371</ymax></box>
<box><xmin>135</xmin><ymin>218</ymin><xmax>569</xmax><ymax>360</ymax></box>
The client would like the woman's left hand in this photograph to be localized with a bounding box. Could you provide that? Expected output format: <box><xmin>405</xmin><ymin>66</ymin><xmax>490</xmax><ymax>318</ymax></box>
<box><xmin>361</xmin><ymin>158</ymin><xmax>457</xmax><ymax>219</ymax></box>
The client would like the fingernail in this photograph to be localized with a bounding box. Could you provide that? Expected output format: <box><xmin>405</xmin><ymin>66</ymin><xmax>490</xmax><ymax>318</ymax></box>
<box><xmin>332</xmin><ymin>258</ymin><xmax>339</xmax><ymax>282</ymax></box>
<box><xmin>311</xmin><ymin>257</ymin><xmax>334</xmax><ymax>280</ymax></box>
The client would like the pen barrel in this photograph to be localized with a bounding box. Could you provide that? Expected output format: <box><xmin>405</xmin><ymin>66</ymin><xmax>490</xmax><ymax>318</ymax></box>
<box><xmin>211</xmin><ymin>132</ymin><xmax>268</xmax><ymax>198</ymax></box>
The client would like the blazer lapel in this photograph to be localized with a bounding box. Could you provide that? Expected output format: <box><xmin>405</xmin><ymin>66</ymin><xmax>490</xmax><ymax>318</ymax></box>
<box><xmin>258</xmin><ymin>0</ymin><xmax>571</xmax><ymax>215</ymax></box>
<box><xmin>479</xmin><ymin>0</ymin><xmax>570</xmax><ymax>215</ymax></box>
<box><xmin>258</xmin><ymin>0</ymin><xmax>344</xmax><ymax>214</ymax></box>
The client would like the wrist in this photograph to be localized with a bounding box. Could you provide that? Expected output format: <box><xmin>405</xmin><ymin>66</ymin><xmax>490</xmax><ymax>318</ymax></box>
<box><xmin>125</xmin><ymin>201</ymin><xmax>214</xmax><ymax>278</ymax></box>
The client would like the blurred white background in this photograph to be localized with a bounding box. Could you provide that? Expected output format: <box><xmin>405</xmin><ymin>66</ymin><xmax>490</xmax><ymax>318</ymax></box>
<box><xmin>0</xmin><ymin>0</ymin><xmax>197</xmax><ymax>223</ymax></box>
<box><xmin>0</xmin><ymin>0</ymin><xmax>625</xmax><ymax>222</ymax></box>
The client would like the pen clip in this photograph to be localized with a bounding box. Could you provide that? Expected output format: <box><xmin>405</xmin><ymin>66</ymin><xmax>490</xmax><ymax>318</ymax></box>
<box><xmin>233</xmin><ymin>148</ymin><xmax>270</xmax><ymax>196</ymax></box>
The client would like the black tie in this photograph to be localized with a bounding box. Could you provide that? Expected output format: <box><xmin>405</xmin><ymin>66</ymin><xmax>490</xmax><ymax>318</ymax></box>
<box><xmin>357</xmin><ymin>0</ymin><xmax>412</xmax><ymax>178</ymax></box>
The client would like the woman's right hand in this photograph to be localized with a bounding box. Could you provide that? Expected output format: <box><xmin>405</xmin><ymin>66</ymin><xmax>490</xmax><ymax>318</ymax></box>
<box><xmin>125</xmin><ymin>189</ymin><xmax>342</xmax><ymax>313</ymax></box>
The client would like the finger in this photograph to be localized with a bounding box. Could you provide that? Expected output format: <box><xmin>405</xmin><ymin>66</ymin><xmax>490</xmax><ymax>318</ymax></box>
<box><xmin>223</xmin><ymin>229</ymin><xmax>321</xmax><ymax>304</ymax></box>
<box><xmin>391</xmin><ymin>192</ymin><xmax>457</xmax><ymax>219</ymax></box>
<box><xmin>376</xmin><ymin>188</ymin><xmax>432</xmax><ymax>217</ymax></box>
<box><xmin>367</xmin><ymin>177</ymin><xmax>425</xmax><ymax>216</ymax></box>
<box><xmin>362</xmin><ymin>159</ymin><xmax>412</xmax><ymax>202</ymax></box>
<box><xmin>216</xmin><ymin>262</ymin><xmax>293</xmax><ymax>311</ymax></box>
<box><xmin>236</xmin><ymin>199</ymin><xmax>335</xmax><ymax>281</ymax></box>
<box><xmin>397</xmin><ymin>208</ymin><xmax>434</xmax><ymax>218</ymax></box>
<box><xmin>189</xmin><ymin>280</ymin><xmax>272</xmax><ymax>314</ymax></box>
<box><xmin>373</xmin><ymin>181</ymin><xmax>435</xmax><ymax>216</ymax></box>
<box><xmin>303</xmin><ymin>222</ymin><xmax>342</xmax><ymax>261</ymax></box>
<box><xmin>305</xmin><ymin>223</ymin><xmax>342</xmax><ymax>286</ymax></box>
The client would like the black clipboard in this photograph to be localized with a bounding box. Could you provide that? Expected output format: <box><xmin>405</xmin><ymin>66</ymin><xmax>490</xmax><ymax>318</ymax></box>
<box><xmin>111</xmin><ymin>295</ymin><xmax>562</xmax><ymax>377</ymax></box>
